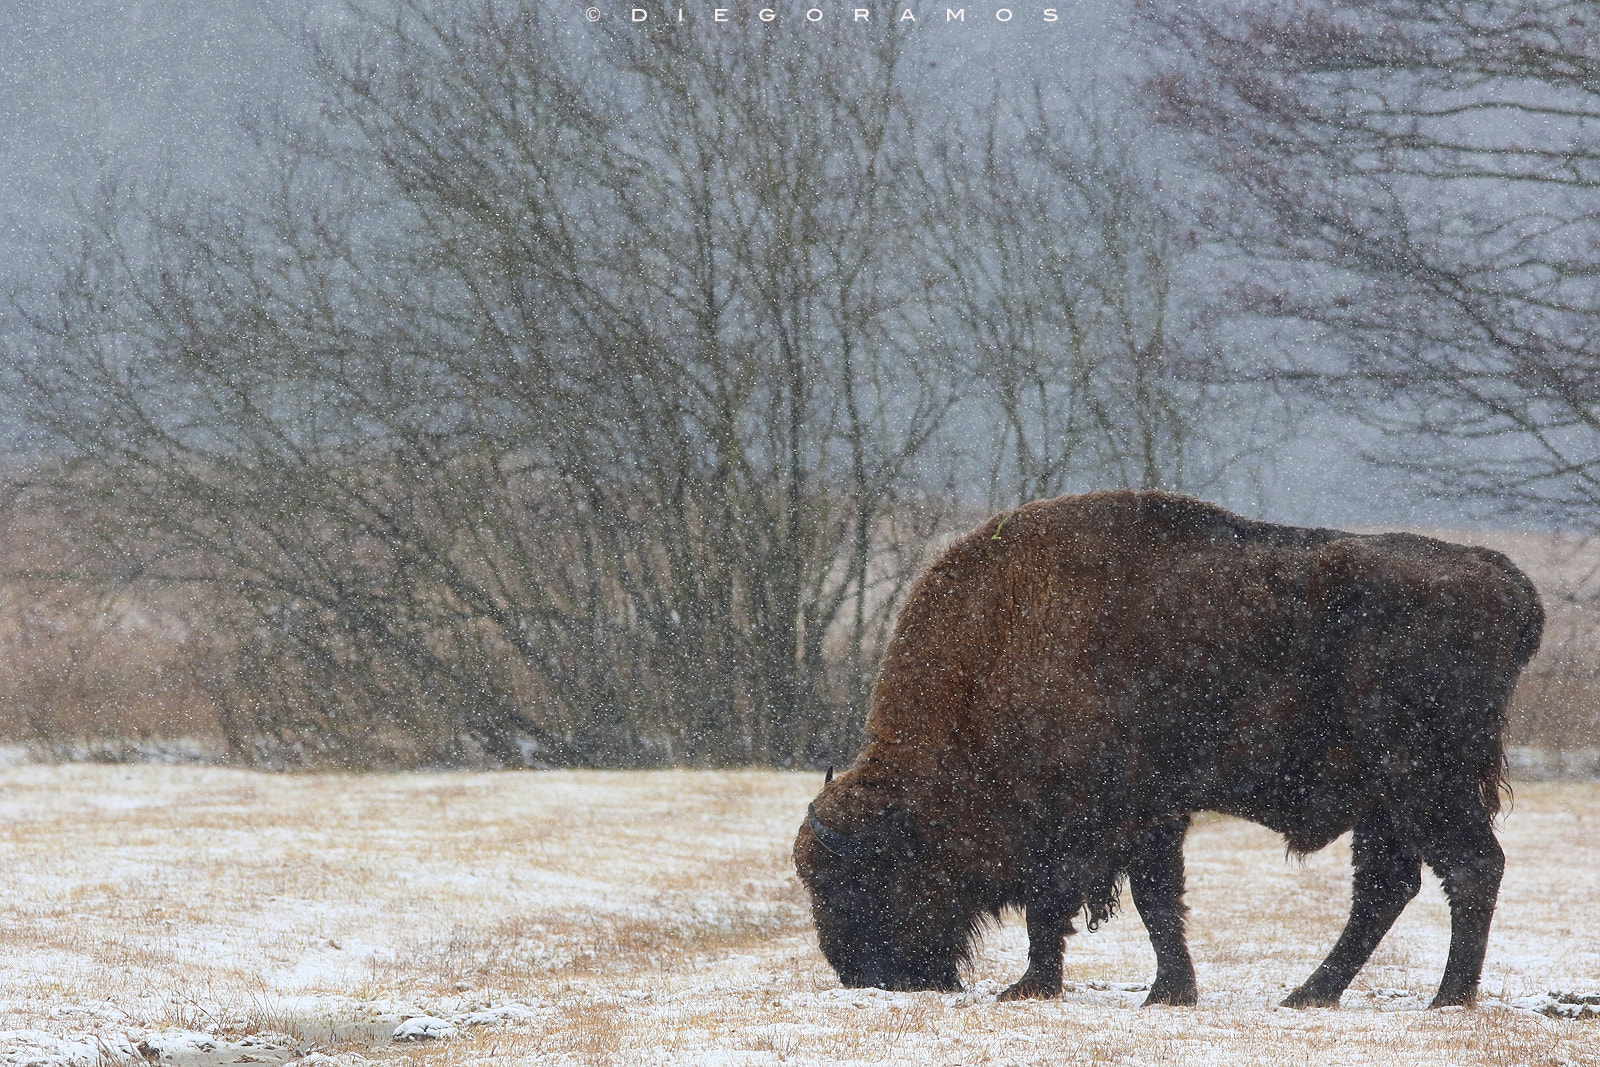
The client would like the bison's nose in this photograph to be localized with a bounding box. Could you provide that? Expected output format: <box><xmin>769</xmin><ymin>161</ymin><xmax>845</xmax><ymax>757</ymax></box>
<box><xmin>836</xmin><ymin>961</ymin><xmax>894</xmax><ymax>990</ymax></box>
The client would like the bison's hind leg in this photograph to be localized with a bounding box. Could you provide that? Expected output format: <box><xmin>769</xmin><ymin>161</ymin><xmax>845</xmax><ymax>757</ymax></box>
<box><xmin>1131</xmin><ymin>816</ymin><xmax>1198</xmax><ymax>1007</ymax></box>
<box><xmin>1283</xmin><ymin>805</ymin><xmax>1420</xmax><ymax>1009</ymax></box>
<box><xmin>1417</xmin><ymin>809</ymin><xmax>1504</xmax><ymax>1008</ymax></box>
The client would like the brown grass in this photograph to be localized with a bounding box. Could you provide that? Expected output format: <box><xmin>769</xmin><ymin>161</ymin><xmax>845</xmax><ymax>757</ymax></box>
<box><xmin>0</xmin><ymin>579</ymin><xmax>225</xmax><ymax>758</ymax></box>
<box><xmin>5</xmin><ymin>520</ymin><xmax>1600</xmax><ymax>770</ymax></box>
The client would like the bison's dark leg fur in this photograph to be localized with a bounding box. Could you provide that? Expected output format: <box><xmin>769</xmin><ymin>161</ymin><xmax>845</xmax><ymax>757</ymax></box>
<box><xmin>1282</xmin><ymin>806</ymin><xmax>1420</xmax><ymax>1009</ymax></box>
<box><xmin>1420</xmin><ymin>817</ymin><xmax>1504</xmax><ymax>1008</ymax></box>
<box><xmin>997</xmin><ymin>899</ymin><xmax>1071</xmax><ymax>1001</ymax></box>
<box><xmin>1131</xmin><ymin>816</ymin><xmax>1198</xmax><ymax>1006</ymax></box>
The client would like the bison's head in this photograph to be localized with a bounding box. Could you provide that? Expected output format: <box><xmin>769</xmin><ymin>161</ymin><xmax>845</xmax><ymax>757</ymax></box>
<box><xmin>794</xmin><ymin>780</ymin><xmax>971</xmax><ymax>992</ymax></box>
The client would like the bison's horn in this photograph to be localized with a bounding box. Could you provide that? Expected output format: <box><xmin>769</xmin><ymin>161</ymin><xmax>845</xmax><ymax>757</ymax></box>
<box><xmin>824</xmin><ymin>765</ymin><xmax>833</xmax><ymax>786</ymax></box>
<box><xmin>806</xmin><ymin>803</ymin><xmax>863</xmax><ymax>858</ymax></box>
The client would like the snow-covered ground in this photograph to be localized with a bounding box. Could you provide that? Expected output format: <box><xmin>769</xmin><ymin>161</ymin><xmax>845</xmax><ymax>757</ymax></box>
<box><xmin>0</xmin><ymin>766</ymin><xmax>1594</xmax><ymax>1066</ymax></box>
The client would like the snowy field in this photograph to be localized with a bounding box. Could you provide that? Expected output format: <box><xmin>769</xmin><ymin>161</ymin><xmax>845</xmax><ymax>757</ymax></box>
<box><xmin>0</xmin><ymin>767</ymin><xmax>1595</xmax><ymax>1067</ymax></box>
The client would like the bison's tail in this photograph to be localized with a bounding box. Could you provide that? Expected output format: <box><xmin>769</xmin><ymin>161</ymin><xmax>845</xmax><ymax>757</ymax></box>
<box><xmin>1457</xmin><ymin>648</ymin><xmax>1521</xmax><ymax>824</ymax></box>
<box><xmin>1486</xmin><ymin>566</ymin><xmax>1543</xmax><ymax>823</ymax></box>
<box><xmin>1474</xmin><ymin>544</ymin><xmax>1544</xmax><ymax>822</ymax></box>
<box><xmin>1478</xmin><ymin>725</ymin><xmax>1509</xmax><ymax>823</ymax></box>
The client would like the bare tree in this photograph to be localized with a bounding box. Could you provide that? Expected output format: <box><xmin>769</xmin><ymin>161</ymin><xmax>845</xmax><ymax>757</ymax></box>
<box><xmin>1142</xmin><ymin>0</ymin><xmax>1600</xmax><ymax>526</ymax></box>
<box><xmin>4</xmin><ymin>0</ymin><xmax>956</xmax><ymax>767</ymax></box>
<box><xmin>929</xmin><ymin>95</ymin><xmax>1254</xmax><ymax>509</ymax></box>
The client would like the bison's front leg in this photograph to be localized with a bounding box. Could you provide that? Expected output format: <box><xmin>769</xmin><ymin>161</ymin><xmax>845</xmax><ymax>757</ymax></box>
<box><xmin>1283</xmin><ymin>806</ymin><xmax>1420</xmax><ymax>1008</ymax></box>
<box><xmin>997</xmin><ymin>900</ymin><xmax>1070</xmax><ymax>1001</ymax></box>
<box><xmin>1131</xmin><ymin>816</ymin><xmax>1197</xmax><ymax>1006</ymax></box>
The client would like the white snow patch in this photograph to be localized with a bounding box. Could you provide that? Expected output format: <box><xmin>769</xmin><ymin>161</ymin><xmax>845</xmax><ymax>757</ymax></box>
<box><xmin>0</xmin><ymin>1029</ymin><xmax>138</xmax><ymax>1067</ymax></box>
<box><xmin>135</xmin><ymin>1029</ymin><xmax>218</xmax><ymax>1060</ymax></box>
<box><xmin>447</xmin><ymin>1004</ymin><xmax>547</xmax><ymax>1027</ymax></box>
<box><xmin>1360</xmin><ymin>987</ymin><xmax>1430</xmax><ymax>1011</ymax></box>
<box><xmin>391</xmin><ymin>1017</ymin><xmax>456</xmax><ymax>1041</ymax></box>
<box><xmin>1509</xmin><ymin>991</ymin><xmax>1600</xmax><ymax>1019</ymax></box>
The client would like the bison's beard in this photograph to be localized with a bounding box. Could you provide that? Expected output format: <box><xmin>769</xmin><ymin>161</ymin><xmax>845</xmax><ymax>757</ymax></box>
<box><xmin>814</xmin><ymin>918</ymin><xmax>965</xmax><ymax>992</ymax></box>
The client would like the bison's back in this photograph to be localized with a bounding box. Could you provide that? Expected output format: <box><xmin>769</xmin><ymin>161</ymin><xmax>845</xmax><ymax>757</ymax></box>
<box><xmin>866</xmin><ymin>491</ymin><xmax>1337</xmax><ymax>744</ymax></box>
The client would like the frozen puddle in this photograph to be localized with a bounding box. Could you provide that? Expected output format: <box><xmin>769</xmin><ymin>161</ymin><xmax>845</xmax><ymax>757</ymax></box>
<box><xmin>123</xmin><ymin>1004</ymin><xmax>548</xmax><ymax>1066</ymax></box>
<box><xmin>11</xmin><ymin>1014</ymin><xmax>442</xmax><ymax>1067</ymax></box>
<box><xmin>137</xmin><ymin>1031</ymin><xmax>301</xmax><ymax>1067</ymax></box>
<box><xmin>275</xmin><ymin>1015</ymin><xmax>399</xmax><ymax>1050</ymax></box>
<box><xmin>133</xmin><ymin>1024</ymin><xmax>389</xmax><ymax>1067</ymax></box>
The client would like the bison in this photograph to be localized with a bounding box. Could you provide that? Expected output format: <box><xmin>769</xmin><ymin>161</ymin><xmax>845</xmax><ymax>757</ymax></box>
<box><xmin>794</xmin><ymin>490</ymin><xmax>1543</xmax><ymax>1008</ymax></box>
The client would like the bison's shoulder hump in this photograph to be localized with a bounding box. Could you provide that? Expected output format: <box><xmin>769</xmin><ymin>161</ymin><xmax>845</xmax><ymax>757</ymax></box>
<box><xmin>952</xmin><ymin>490</ymin><xmax>1347</xmax><ymax>569</ymax></box>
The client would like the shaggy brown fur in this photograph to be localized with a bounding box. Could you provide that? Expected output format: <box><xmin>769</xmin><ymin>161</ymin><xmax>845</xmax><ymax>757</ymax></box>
<box><xmin>795</xmin><ymin>490</ymin><xmax>1543</xmax><ymax>1008</ymax></box>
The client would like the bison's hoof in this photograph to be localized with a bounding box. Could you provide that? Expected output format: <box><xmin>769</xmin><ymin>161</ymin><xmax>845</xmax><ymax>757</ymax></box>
<box><xmin>997</xmin><ymin>975</ymin><xmax>1062</xmax><ymax>1001</ymax></box>
<box><xmin>1143</xmin><ymin>981</ymin><xmax>1198</xmax><ymax>1007</ymax></box>
<box><xmin>1281</xmin><ymin>987</ymin><xmax>1342</xmax><ymax>1009</ymax></box>
<box><xmin>1427</xmin><ymin>991</ymin><xmax>1477</xmax><ymax>1010</ymax></box>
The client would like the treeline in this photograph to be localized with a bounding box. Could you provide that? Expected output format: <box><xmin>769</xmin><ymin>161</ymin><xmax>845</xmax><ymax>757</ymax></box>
<box><xmin>0</xmin><ymin>2</ymin><xmax>1245</xmax><ymax>767</ymax></box>
<box><xmin>3</xmin><ymin>0</ymin><xmax>1599</xmax><ymax>769</ymax></box>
